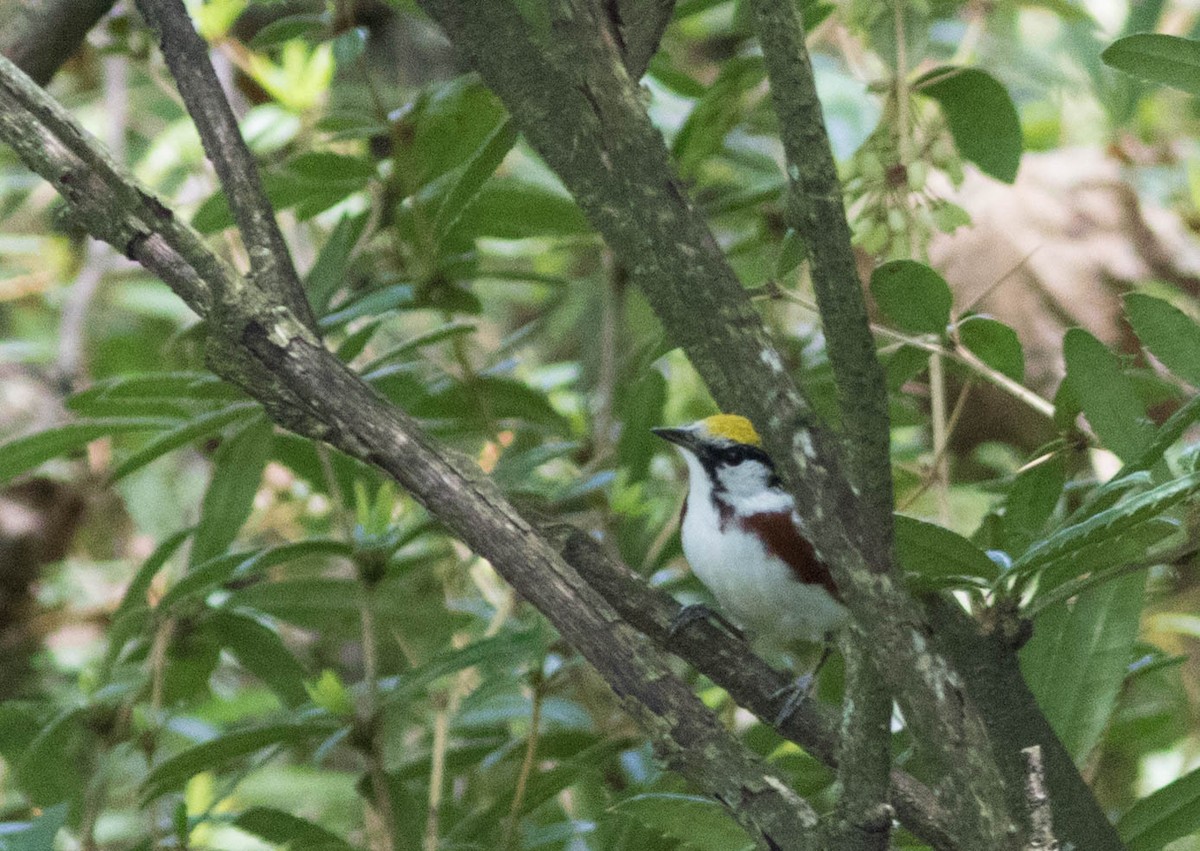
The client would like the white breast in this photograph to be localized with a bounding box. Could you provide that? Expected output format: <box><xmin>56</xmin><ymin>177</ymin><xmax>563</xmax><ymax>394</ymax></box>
<box><xmin>679</xmin><ymin>453</ymin><xmax>847</xmax><ymax>648</ymax></box>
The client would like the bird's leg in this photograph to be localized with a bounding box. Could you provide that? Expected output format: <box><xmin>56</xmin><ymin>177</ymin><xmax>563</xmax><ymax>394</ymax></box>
<box><xmin>667</xmin><ymin>603</ymin><xmax>745</xmax><ymax>643</ymax></box>
<box><xmin>773</xmin><ymin>640</ymin><xmax>835</xmax><ymax>726</ymax></box>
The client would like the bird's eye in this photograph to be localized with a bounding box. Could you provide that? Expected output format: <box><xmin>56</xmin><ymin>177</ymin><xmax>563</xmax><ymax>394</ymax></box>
<box><xmin>722</xmin><ymin>446</ymin><xmax>749</xmax><ymax>465</ymax></box>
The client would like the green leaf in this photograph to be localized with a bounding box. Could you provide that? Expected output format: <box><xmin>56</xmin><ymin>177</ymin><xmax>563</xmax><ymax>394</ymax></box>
<box><xmin>1102</xmin><ymin>34</ymin><xmax>1200</xmax><ymax>96</ymax></box>
<box><xmin>379</xmin><ymin>631</ymin><xmax>545</xmax><ymax>710</ymax></box>
<box><xmin>1020</xmin><ymin>571</ymin><xmax>1145</xmax><ymax>763</ymax></box>
<box><xmin>869</xmin><ymin>260</ymin><xmax>953</xmax><ymax>334</ymax></box>
<box><xmin>915</xmin><ymin>66</ymin><xmax>1023</xmax><ymax>183</ymax></box>
<box><xmin>672</xmin><ymin>56</ymin><xmax>766</xmax><ymax>177</ymax></box>
<box><xmin>957</xmin><ymin>315</ymin><xmax>1025</xmax><ymax>382</ymax></box>
<box><xmin>1064</xmin><ymin>328</ymin><xmax>1154</xmax><ymax>462</ymax></box>
<box><xmin>1124</xmin><ymin>293</ymin><xmax>1200</xmax><ymax>386</ymax></box>
<box><xmin>884</xmin><ymin>344</ymin><xmax>929</xmax><ymax>391</ymax></box>
<box><xmin>360</xmin><ymin>321</ymin><xmax>477</xmax><ymax>374</ymax></box>
<box><xmin>248</xmin><ymin>13</ymin><xmax>327</xmax><ymax>48</ymax></box>
<box><xmin>190</xmin><ymin>417</ymin><xmax>274</xmax><ymax>566</ymax></box>
<box><xmin>894</xmin><ymin>514</ymin><xmax>999</xmax><ymax>590</ymax></box>
<box><xmin>141</xmin><ymin>721</ymin><xmax>338</xmax><ymax>802</ymax></box>
<box><xmin>113</xmin><ymin>528</ymin><xmax>192</xmax><ymax>620</ymax></box>
<box><xmin>431</xmin><ymin>116</ymin><xmax>518</xmax><ymax>242</ymax></box>
<box><xmin>0</xmin><ymin>418</ymin><xmax>177</xmax><ymax>485</ymax></box>
<box><xmin>307</xmin><ymin>213</ymin><xmax>368</xmax><ymax>314</ymax></box>
<box><xmin>1012</xmin><ymin>471</ymin><xmax>1200</xmax><ymax>588</ymax></box>
<box><xmin>160</xmin><ymin>620</ymin><xmax>221</xmax><ymax>704</ymax></box>
<box><xmin>110</xmin><ymin>402</ymin><xmax>261</xmax><ymax>482</ymax></box>
<box><xmin>0</xmin><ymin>802</ymin><xmax>69</xmax><ymax>851</ymax></box>
<box><xmin>396</xmin><ymin>75</ymin><xmax>508</xmax><ymax>189</ymax></box>
<box><xmin>68</xmin><ymin>371</ymin><xmax>238</xmax><ymax>405</ymax></box>
<box><xmin>320</xmin><ymin>284</ymin><xmax>415</xmax><ymax>330</ymax></box>
<box><xmin>617</xmin><ymin>370</ymin><xmax>668</xmax><ymax>483</ymax></box>
<box><xmin>225</xmin><ymin>577</ymin><xmax>363</xmax><ymax>630</ymax></box>
<box><xmin>1119</xmin><ymin>764</ymin><xmax>1200</xmax><ymax>850</ymax></box>
<box><xmin>611</xmin><ymin>794</ymin><xmax>756</xmax><ymax>851</ymax></box>
<box><xmin>161</xmin><ymin>539</ymin><xmax>352</xmax><ymax>610</ymax></box>
<box><xmin>334</xmin><ymin>319</ymin><xmax>381</xmax><ymax>364</ymax></box>
<box><xmin>775</xmin><ymin>228</ymin><xmax>808</xmax><ymax>279</ymax></box>
<box><xmin>1003</xmin><ymin>457</ymin><xmax>1065</xmax><ymax>556</ymax></box>
<box><xmin>451</xmin><ymin>179</ymin><xmax>590</xmax><ymax>240</ymax></box>
<box><xmin>15</xmin><ymin>707</ymin><xmax>86</xmax><ymax>805</ymax></box>
<box><xmin>416</xmin><ymin>376</ymin><xmax>569</xmax><ymax>433</ymax></box>
<box><xmin>233</xmin><ymin>807</ymin><xmax>356</xmax><ymax>851</ymax></box>
<box><xmin>208</xmin><ymin>610</ymin><xmax>309</xmax><ymax>707</ymax></box>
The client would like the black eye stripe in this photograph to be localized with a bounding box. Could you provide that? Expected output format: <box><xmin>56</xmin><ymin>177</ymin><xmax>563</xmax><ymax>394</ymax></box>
<box><xmin>716</xmin><ymin>445</ymin><xmax>773</xmax><ymax>467</ymax></box>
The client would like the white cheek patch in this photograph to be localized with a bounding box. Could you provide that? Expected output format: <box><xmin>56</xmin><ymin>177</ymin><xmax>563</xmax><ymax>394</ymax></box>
<box><xmin>716</xmin><ymin>462</ymin><xmax>792</xmax><ymax>513</ymax></box>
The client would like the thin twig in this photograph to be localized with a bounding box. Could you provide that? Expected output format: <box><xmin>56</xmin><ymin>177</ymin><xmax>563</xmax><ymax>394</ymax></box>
<box><xmin>503</xmin><ymin>666</ymin><xmax>545</xmax><ymax>851</ymax></box>
<box><xmin>898</xmin><ymin>379</ymin><xmax>973</xmax><ymax>513</ymax></box>
<box><xmin>133</xmin><ymin>0</ymin><xmax>316</xmax><ymax>329</ymax></box>
<box><xmin>358</xmin><ymin>584</ymin><xmax>397</xmax><ymax>851</ymax></box>
<box><xmin>771</xmin><ymin>285</ymin><xmax>1055</xmax><ymax>419</ymax></box>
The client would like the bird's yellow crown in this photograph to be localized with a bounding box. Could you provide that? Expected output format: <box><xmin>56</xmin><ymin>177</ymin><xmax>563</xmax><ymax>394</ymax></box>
<box><xmin>700</xmin><ymin>414</ymin><xmax>761</xmax><ymax>446</ymax></box>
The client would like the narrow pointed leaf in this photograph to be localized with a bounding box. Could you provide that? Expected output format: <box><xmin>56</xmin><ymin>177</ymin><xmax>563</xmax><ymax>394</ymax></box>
<box><xmin>1119</xmin><ymin>764</ymin><xmax>1200</xmax><ymax>850</ymax></box>
<box><xmin>109</xmin><ymin>402</ymin><xmax>261</xmax><ymax>482</ymax></box>
<box><xmin>141</xmin><ymin>721</ymin><xmax>338</xmax><ymax>802</ymax></box>
<box><xmin>0</xmin><ymin>419</ymin><xmax>177</xmax><ymax>485</ymax></box>
<box><xmin>190</xmin><ymin>417</ymin><xmax>274</xmax><ymax>566</ymax></box>
<box><xmin>1021</xmin><ymin>571</ymin><xmax>1145</xmax><ymax>764</ymax></box>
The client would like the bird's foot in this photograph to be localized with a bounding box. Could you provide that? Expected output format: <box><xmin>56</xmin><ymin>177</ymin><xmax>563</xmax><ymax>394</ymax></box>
<box><xmin>772</xmin><ymin>673</ymin><xmax>816</xmax><ymax>726</ymax></box>
<box><xmin>772</xmin><ymin>642</ymin><xmax>834</xmax><ymax>726</ymax></box>
<box><xmin>667</xmin><ymin>603</ymin><xmax>744</xmax><ymax>644</ymax></box>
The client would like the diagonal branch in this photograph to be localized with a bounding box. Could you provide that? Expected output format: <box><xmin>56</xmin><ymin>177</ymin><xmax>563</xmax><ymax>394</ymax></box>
<box><xmin>413</xmin><ymin>1</ymin><xmax>1018</xmax><ymax>845</ymax></box>
<box><xmin>133</xmin><ymin>0</ymin><xmax>317</xmax><ymax>331</ymax></box>
<box><xmin>0</xmin><ymin>50</ymin><xmax>822</xmax><ymax>851</ymax></box>
<box><xmin>747</xmin><ymin>0</ymin><xmax>894</xmax><ymax>532</ymax></box>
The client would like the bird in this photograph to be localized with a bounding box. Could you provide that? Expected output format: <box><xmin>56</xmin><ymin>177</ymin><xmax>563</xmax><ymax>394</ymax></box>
<box><xmin>652</xmin><ymin>414</ymin><xmax>848</xmax><ymax>712</ymax></box>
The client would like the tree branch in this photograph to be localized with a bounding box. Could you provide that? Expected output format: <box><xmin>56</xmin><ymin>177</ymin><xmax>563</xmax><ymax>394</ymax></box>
<box><xmin>604</xmin><ymin>0</ymin><xmax>676</xmax><ymax>80</ymax></box>
<box><xmin>0</xmin><ymin>0</ymin><xmax>115</xmax><ymax>85</ymax></box>
<box><xmin>0</xmin><ymin>49</ymin><xmax>823</xmax><ymax>851</ymax></box>
<box><xmin>133</xmin><ymin>0</ymin><xmax>317</xmax><ymax>330</ymax></box>
<box><xmin>413</xmin><ymin>1</ymin><xmax>1018</xmax><ymax>844</ymax></box>
<box><xmin>747</xmin><ymin>0</ymin><xmax>894</xmax><ymax>532</ymax></box>
<box><xmin>928</xmin><ymin>596</ymin><xmax>1129</xmax><ymax>850</ymax></box>
<box><xmin>826</xmin><ymin>633</ymin><xmax>893</xmax><ymax>850</ymax></box>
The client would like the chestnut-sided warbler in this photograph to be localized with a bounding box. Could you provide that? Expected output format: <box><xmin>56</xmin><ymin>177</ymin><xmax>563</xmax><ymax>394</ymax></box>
<box><xmin>653</xmin><ymin>414</ymin><xmax>848</xmax><ymax>659</ymax></box>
